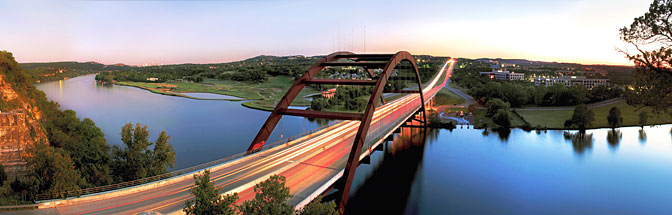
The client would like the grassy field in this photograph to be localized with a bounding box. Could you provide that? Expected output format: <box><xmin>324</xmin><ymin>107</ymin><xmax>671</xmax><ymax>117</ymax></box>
<box><xmin>434</xmin><ymin>88</ymin><xmax>465</xmax><ymax>106</ymax></box>
<box><xmin>591</xmin><ymin>100</ymin><xmax>672</xmax><ymax>128</ymax></box>
<box><xmin>117</xmin><ymin>76</ymin><xmax>320</xmax><ymax>111</ymax></box>
<box><xmin>472</xmin><ymin>108</ymin><xmax>527</xmax><ymax>129</ymax></box>
<box><xmin>516</xmin><ymin>100</ymin><xmax>672</xmax><ymax>129</ymax></box>
<box><xmin>515</xmin><ymin>109</ymin><xmax>572</xmax><ymax>129</ymax></box>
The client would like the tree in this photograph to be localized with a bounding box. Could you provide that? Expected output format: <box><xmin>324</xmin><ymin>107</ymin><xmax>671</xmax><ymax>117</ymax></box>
<box><xmin>0</xmin><ymin>164</ymin><xmax>6</xmax><ymax>185</ymax></box>
<box><xmin>607</xmin><ymin>106</ymin><xmax>623</xmax><ymax>129</ymax></box>
<box><xmin>112</xmin><ymin>123</ymin><xmax>176</xmax><ymax>182</ymax></box>
<box><xmin>620</xmin><ymin>0</ymin><xmax>672</xmax><ymax>115</ymax></box>
<box><xmin>564</xmin><ymin>104</ymin><xmax>595</xmax><ymax>131</ymax></box>
<box><xmin>492</xmin><ymin>109</ymin><xmax>512</xmax><ymax>128</ymax></box>
<box><xmin>149</xmin><ymin>131</ymin><xmax>176</xmax><ymax>176</ymax></box>
<box><xmin>25</xmin><ymin>143</ymin><xmax>85</xmax><ymax>198</ymax></box>
<box><xmin>184</xmin><ymin>169</ymin><xmax>238</xmax><ymax>215</ymax></box>
<box><xmin>297</xmin><ymin>195</ymin><xmax>338</xmax><ymax>215</ymax></box>
<box><xmin>310</xmin><ymin>98</ymin><xmax>326</xmax><ymax>111</ymax></box>
<box><xmin>238</xmin><ymin>175</ymin><xmax>293</xmax><ymax>215</ymax></box>
<box><xmin>639</xmin><ymin>111</ymin><xmax>649</xmax><ymax>128</ymax></box>
<box><xmin>344</xmin><ymin>98</ymin><xmax>365</xmax><ymax>111</ymax></box>
<box><xmin>486</xmin><ymin>98</ymin><xmax>509</xmax><ymax>117</ymax></box>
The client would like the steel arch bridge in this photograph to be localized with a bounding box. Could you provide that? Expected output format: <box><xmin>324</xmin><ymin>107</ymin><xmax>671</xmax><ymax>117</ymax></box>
<box><xmin>248</xmin><ymin>51</ymin><xmax>432</xmax><ymax>211</ymax></box>
<box><xmin>29</xmin><ymin>51</ymin><xmax>456</xmax><ymax>215</ymax></box>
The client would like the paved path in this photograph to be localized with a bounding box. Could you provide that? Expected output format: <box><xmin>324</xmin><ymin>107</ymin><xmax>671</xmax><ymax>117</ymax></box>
<box><xmin>444</xmin><ymin>80</ymin><xmax>475</xmax><ymax>106</ymax></box>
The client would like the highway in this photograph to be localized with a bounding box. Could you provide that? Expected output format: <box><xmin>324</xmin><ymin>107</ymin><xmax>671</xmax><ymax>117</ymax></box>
<box><xmin>23</xmin><ymin>59</ymin><xmax>455</xmax><ymax>215</ymax></box>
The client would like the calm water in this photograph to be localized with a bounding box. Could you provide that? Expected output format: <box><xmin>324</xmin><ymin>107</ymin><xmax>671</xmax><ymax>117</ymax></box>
<box><xmin>38</xmin><ymin>75</ymin><xmax>672</xmax><ymax>214</ymax></box>
<box><xmin>36</xmin><ymin>75</ymin><xmax>323</xmax><ymax>169</ymax></box>
<box><xmin>347</xmin><ymin>125</ymin><xmax>672</xmax><ymax>214</ymax></box>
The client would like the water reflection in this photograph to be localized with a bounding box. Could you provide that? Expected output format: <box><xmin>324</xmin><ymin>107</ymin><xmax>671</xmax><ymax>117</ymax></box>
<box><xmin>494</xmin><ymin>128</ymin><xmax>511</xmax><ymax>142</ymax></box>
<box><xmin>345</xmin><ymin>127</ymin><xmax>436</xmax><ymax>214</ymax></box>
<box><xmin>639</xmin><ymin>129</ymin><xmax>647</xmax><ymax>143</ymax></box>
<box><xmin>563</xmin><ymin>131</ymin><xmax>594</xmax><ymax>155</ymax></box>
<box><xmin>607</xmin><ymin>129</ymin><xmax>622</xmax><ymax>149</ymax></box>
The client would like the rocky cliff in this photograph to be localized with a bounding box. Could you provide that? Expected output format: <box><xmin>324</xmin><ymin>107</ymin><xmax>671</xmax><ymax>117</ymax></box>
<box><xmin>0</xmin><ymin>59</ymin><xmax>48</xmax><ymax>177</ymax></box>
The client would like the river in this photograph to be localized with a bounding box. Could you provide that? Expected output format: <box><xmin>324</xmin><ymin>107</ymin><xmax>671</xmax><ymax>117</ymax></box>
<box><xmin>38</xmin><ymin>74</ymin><xmax>672</xmax><ymax>214</ymax></box>
<box><xmin>36</xmin><ymin>74</ymin><xmax>324</xmax><ymax>169</ymax></box>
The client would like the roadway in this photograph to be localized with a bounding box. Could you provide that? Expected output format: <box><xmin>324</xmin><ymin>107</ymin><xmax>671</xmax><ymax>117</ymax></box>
<box><xmin>21</xmin><ymin>59</ymin><xmax>455</xmax><ymax>215</ymax></box>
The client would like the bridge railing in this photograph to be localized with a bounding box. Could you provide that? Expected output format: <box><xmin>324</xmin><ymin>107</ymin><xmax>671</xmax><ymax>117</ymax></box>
<box><xmin>35</xmin><ymin>120</ymin><xmax>342</xmax><ymax>201</ymax></box>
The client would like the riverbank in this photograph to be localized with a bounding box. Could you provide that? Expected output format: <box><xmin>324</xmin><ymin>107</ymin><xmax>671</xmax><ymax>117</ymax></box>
<box><xmin>113</xmin><ymin>76</ymin><xmax>320</xmax><ymax>111</ymax></box>
<box><xmin>440</xmin><ymin>82</ymin><xmax>671</xmax><ymax>130</ymax></box>
<box><xmin>516</xmin><ymin>100</ymin><xmax>672</xmax><ymax>129</ymax></box>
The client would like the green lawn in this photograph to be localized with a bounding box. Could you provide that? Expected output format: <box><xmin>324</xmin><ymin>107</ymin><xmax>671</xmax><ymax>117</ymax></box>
<box><xmin>516</xmin><ymin>100</ymin><xmax>672</xmax><ymax>129</ymax></box>
<box><xmin>516</xmin><ymin>109</ymin><xmax>573</xmax><ymax>129</ymax></box>
<box><xmin>591</xmin><ymin>100</ymin><xmax>672</xmax><ymax>128</ymax></box>
<box><xmin>117</xmin><ymin>76</ymin><xmax>320</xmax><ymax>111</ymax></box>
<box><xmin>472</xmin><ymin>108</ymin><xmax>526</xmax><ymax>129</ymax></box>
<box><xmin>434</xmin><ymin>88</ymin><xmax>465</xmax><ymax>106</ymax></box>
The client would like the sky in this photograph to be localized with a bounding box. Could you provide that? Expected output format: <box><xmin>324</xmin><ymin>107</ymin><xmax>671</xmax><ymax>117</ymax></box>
<box><xmin>0</xmin><ymin>0</ymin><xmax>652</xmax><ymax>66</ymax></box>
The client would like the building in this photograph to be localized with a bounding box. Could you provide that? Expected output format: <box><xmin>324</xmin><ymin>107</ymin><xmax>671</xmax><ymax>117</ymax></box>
<box><xmin>534</xmin><ymin>76</ymin><xmax>609</xmax><ymax>88</ymax></box>
<box><xmin>480</xmin><ymin>69</ymin><xmax>525</xmax><ymax>81</ymax></box>
<box><xmin>321</xmin><ymin>88</ymin><xmax>336</xmax><ymax>99</ymax></box>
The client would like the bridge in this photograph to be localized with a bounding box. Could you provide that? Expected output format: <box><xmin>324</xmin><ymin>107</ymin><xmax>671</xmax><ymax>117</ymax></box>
<box><xmin>28</xmin><ymin>51</ymin><xmax>456</xmax><ymax>214</ymax></box>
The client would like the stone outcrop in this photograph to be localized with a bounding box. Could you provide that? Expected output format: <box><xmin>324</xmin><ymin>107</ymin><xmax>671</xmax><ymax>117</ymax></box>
<box><xmin>0</xmin><ymin>74</ymin><xmax>47</xmax><ymax>177</ymax></box>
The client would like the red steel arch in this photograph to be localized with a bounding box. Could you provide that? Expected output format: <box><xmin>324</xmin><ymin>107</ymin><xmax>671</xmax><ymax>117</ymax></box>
<box><xmin>247</xmin><ymin>51</ymin><xmax>427</xmax><ymax>212</ymax></box>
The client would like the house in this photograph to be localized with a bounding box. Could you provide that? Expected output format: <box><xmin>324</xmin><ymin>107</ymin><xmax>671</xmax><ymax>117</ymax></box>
<box><xmin>534</xmin><ymin>76</ymin><xmax>609</xmax><ymax>88</ymax></box>
<box><xmin>479</xmin><ymin>69</ymin><xmax>525</xmax><ymax>81</ymax></box>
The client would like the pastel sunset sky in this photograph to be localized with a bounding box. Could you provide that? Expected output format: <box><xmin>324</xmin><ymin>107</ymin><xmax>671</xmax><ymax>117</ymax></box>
<box><xmin>0</xmin><ymin>0</ymin><xmax>651</xmax><ymax>65</ymax></box>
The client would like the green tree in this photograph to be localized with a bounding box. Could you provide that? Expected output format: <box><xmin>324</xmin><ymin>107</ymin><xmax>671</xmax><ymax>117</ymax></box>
<box><xmin>639</xmin><ymin>111</ymin><xmax>649</xmax><ymax>128</ymax></box>
<box><xmin>564</xmin><ymin>104</ymin><xmax>595</xmax><ymax>131</ymax></box>
<box><xmin>620</xmin><ymin>0</ymin><xmax>672</xmax><ymax>115</ymax></box>
<box><xmin>184</xmin><ymin>169</ymin><xmax>238</xmax><ymax>215</ymax></box>
<box><xmin>148</xmin><ymin>131</ymin><xmax>176</xmax><ymax>176</ymax></box>
<box><xmin>238</xmin><ymin>175</ymin><xmax>293</xmax><ymax>215</ymax></box>
<box><xmin>297</xmin><ymin>195</ymin><xmax>338</xmax><ymax>215</ymax></box>
<box><xmin>112</xmin><ymin>123</ymin><xmax>175</xmax><ymax>182</ymax></box>
<box><xmin>25</xmin><ymin>143</ymin><xmax>84</xmax><ymax>198</ymax></box>
<box><xmin>310</xmin><ymin>98</ymin><xmax>328</xmax><ymax>111</ymax></box>
<box><xmin>607</xmin><ymin>106</ymin><xmax>623</xmax><ymax>129</ymax></box>
<box><xmin>492</xmin><ymin>109</ymin><xmax>512</xmax><ymax>128</ymax></box>
<box><xmin>344</xmin><ymin>98</ymin><xmax>365</xmax><ymax>111</ymax></box>
<box><xmin>486</xmin><ymin>98</ymin><xmax>509</xmax><ymax>117</ymax></box>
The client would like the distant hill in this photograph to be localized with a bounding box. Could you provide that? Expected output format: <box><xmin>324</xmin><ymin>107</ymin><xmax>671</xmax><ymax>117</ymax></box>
<box><xmin>19</xmin><ymin>61</ymin><xmax>131</xmax><ymax>82</ymax></box>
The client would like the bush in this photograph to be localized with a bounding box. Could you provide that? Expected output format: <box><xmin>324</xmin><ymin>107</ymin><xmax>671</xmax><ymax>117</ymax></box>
<box><xmin>638</xmin><ymin>111</ymin><xmax>649</xmax><ymax>128</ymax></box>
<box><xmin>486</xmin><ymin>98</ymin><xmax>509</xmax><ymax>117</ymax></box>
<box><xmin>564</xmin><ymin>104</ymin><xmax>594</xmax><ymax>131</ymax></box>
<box><xmin>607</xmin><ymin>106</ymin><xmax>623</xmax><ymax>129</ymax></box>
<box><xmin>492</xmin><ymin>109</ymin><xmax>511</xmax><ymax>128</ymax></box>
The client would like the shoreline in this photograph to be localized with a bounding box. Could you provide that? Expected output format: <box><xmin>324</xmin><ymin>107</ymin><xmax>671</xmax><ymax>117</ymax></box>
<box><xmin>112</xmin><ymin>81</ymin><xmax>290</xmax><ymax>112</ymax></box>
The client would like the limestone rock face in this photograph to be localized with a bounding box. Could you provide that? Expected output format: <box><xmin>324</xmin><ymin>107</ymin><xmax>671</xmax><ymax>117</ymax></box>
<box><xmin>0</xmin><ymin>74</ymin><xmax>47</xmax><ymax>177</ymax></box>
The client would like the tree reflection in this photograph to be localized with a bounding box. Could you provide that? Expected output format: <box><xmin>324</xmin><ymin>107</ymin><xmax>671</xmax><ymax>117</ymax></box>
<box><xmin>494</xmin><ymin>128</ymin><xmax>511</xmax><ymax>142</ymax></box>
<box><xmin>607</xmin><ymin>129</ymin><xmax>622</xmax><ymax>149</ymax></box>
<box><xmin>563</xmin><ymin>131</ymin><xmax>594</xmax><ymax>155</ymax></box>
<box><xmin>482</xmin><ymin>128</ymin><xmax>490</xmax><ymax>136</ymax></box>
<box><xmin>639</xmin><ymin>129</ymin><xmax>647</xmax><ymax>143</ymax></box>
<box><xmin>306</xmin><ymin>117</ymin><xmax>331</xmax><ymax>126</ymax></box>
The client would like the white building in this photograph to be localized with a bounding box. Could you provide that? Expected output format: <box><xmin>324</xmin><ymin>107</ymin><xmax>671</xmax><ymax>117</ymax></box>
<box><xmin>480</xmin><ymin>69</ymin><xmax>525</xmax><ymax>81</ymax></box>
<box><xmin>534</xmin><ymin>76</ymin><xmax>609</xmax><ymax>88</ymax></box>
